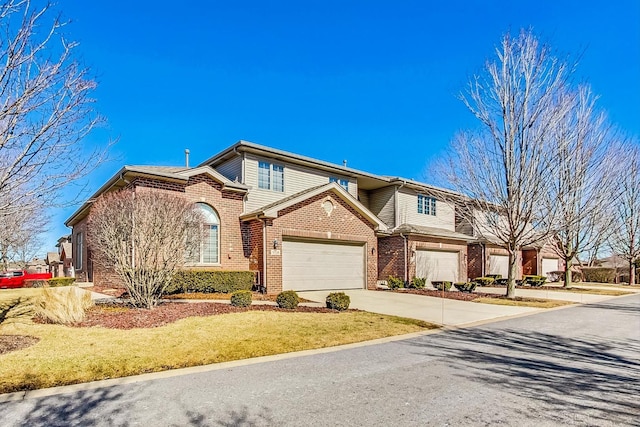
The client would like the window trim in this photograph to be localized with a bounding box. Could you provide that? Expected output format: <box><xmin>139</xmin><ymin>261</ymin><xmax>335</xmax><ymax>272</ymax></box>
<box><xmin>417</xmin><ymin>195</ymin><xmax>437</xmax><ymax>216</ymax></box>
<box><xmin>258</xmin><ymin>160</ymin><xmax>284</xmax><ymax>192</ymax></box>
<box><xmin>75</xmin><ymin>232</ymin><xmax>83</xmax><ymax>270</ymax></box>
<box><xmin>188</xmin><ymin>203</ymin><xmax>221</xmax><ymax>265</ymax></box>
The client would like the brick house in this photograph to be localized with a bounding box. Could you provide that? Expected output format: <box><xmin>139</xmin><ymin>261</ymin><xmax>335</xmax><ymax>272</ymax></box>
<box><xmin>66</xmin><ymin>140</ymin><xmax>540</xmax><ymax>293</ymax></box>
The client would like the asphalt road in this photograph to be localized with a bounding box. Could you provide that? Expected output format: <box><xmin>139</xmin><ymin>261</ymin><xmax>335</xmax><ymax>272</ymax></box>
<box><xmin>1</xmin><ymin>294</ymin><xmax>638</xmax><ymax>426</ymax></box>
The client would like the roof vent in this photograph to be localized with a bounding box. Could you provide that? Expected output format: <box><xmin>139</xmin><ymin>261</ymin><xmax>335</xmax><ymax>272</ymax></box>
<box><xmin>343</xmin><ymin>159</ymin><xmax>347</xmax><ymax>167</ymax></box>
<box><xmin>185</xmin><ymin>149</ymin><xmax>190</xmax><ymax>168</ymax></box>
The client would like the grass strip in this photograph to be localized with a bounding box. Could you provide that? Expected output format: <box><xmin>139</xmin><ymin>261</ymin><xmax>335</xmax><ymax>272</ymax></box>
<box><xmin>0</xmin><ymin>310</ymin><xmax>435</xmax><ymax>394</ymax></box>
<box><xmin>472</xmin><ymin>297</ymin><xmax>574</xmax><ymax>308</ymax></box>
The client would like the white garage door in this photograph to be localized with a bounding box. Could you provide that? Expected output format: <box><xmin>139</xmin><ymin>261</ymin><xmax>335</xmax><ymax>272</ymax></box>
<box><xmin>541</xmin><ymin>258</ymin><xmax>560</xmax><ymax>276</ymax></box>
<box><xmin>415</xmin><ymin>250</ymin><xmax>459</xmax><ymax>286</ymax></box>
<box><xmin>282</xmin><ymin>240</ymin><xmax>365</xmax><ymax>291</ymax></box>
<box><xmin>489</xmin><ymin>255</ymin><xmax>509</xmax><ymax>278</ymax></box>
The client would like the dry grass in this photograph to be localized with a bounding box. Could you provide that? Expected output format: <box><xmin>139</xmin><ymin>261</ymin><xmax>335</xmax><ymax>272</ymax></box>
<box><xmin>0</xmin><ymin>310</ymin><xmax>435</xmax><ymax>393</ymax></box>
<box><xmin>36</xmin><ymin>287</ymin><xmax>94</xmax><ymax>325</ymax></box>
<box><xmin>473</xmin><ymin>297</ymin><xmax>574</xmax><ymax>308</ymax></box>
<box><xmin>0</xmin><ymin>288</ymin><xmax>42</xmax><ymax>325</ymax></box>
<box><xmin>545</xmin><ymin>287</ymin><xmax>632</xmax><ymax>296</ymax></box>
<box><xmin>570</xmin><ymin>282</ymin><xmax>640</xmax><ymax>290</ymax></box>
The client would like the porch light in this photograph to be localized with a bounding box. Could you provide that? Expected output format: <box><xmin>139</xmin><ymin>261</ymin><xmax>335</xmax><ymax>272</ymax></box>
<box><xmin>273</xmin><ymin>239</ymin><xmax>279</xmax><ymax>249</ymax></box>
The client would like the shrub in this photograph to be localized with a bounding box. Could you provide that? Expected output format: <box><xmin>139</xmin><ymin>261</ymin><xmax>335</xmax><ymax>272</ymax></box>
<box><xmin>522</xmin><ymin>275</ymin><xmax>546</xmax><ymax>287</ymax></box>
<box><xmin>495</xmin><ymin>278</ymin><xmax>509</xmax><ymax>286</ymax></box>
<box><xmin>48</xmin><ymin>277</ymin><xmax>76</xmax><ymax>287</ymax></box>
<box><xmin>486</xmin><ymin>274</ymin><xmax>502</xmax><ymax>280</ymax></box>
<box><xmin>431</xmin><ymin>281</ymin><xmax>452</xmax><ymax>291</ymax></box>
<box><xmin>326</xmin><ymin>292</ymin><xmax>350</xmax><ymax>311</ymax></box>
<box><xmin>167</xmin><ymin>271</ymin><xmax>255</xmax><ymax>294</ymax></box>
<box><xmin>582</xmin><ymin>267</ymin><xmax>616</xmax><ymax>284</ymax></box>
<box><xmin>230</xmin><ymin>290</ymin><xmax>252</xmax><ymax>307</ymax></box>
<box><xmin>36</xmin><ymin>287</ymin><xmax>94</xmax><ymax>325</ymax></box>
<box><xmin>408</xmin><ymin>277</ymin><xmax>426</xmax><ymax>289</ymax></box>
<box><xmin>276</xmin><ymin>290</ymin><xmax>299</xmax><ymax>309</ymax></box>
<box><xmin>386</xmin><ymin>275</ymin><xmax>404</xmax><ymax>289</ymax></box>
<box><xmin>453</xmin><ymin>282</ymin><xmax>477</xmax><ymax>293</ymax></box>
<box><xmin>473</xmin><ymin>277</ymin><xmax>495</xmax><ymax>287</ymax></box>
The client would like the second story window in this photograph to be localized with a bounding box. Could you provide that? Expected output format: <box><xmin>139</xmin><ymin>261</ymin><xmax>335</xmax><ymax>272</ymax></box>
<box><xmin>329</xmin><ymin>177</ymin><xmax>349</xmax><ymax>191</ymax></box>
<box><xmin>418</xmin><ymin>195</ymin><xmax>436</xmax><ymax>216</ymax></box>
<box><xmin>258</xmin><ymin>161</ymin><xmax>284</xmax><ymax>192</ymax></box>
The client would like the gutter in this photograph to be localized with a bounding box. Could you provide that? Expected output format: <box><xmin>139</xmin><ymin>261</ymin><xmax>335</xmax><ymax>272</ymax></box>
<box><xmin>400</xmin><ymin>233</ymin><xmax>408</xmax><ymax>283</ymax></box>
<box><xmin>394</xmin><ymin>179</ymin><xmax>407</xmax><ymax>229</ymax></box>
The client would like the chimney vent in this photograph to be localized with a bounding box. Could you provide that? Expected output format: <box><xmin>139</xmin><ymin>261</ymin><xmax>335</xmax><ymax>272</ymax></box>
<box><xmin>343</xmin><ymin>159</ymin><xmax>347</xmax><ymax>167</ymax></box>
<box><xmin>185</xmin><ymin>149</ymin><xmax>190</xmax><ymax>168</ymax></box>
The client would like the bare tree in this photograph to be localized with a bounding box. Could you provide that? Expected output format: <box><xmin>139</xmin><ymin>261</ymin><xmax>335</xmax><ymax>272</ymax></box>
<box><xmin>608</xmin><ymin>144</ymin><xmax>640</xmax><ymax>286</ymax></box>
<box><xmin>87</xmin><ymin>189</ymin><xmax>203</xmax><ymax>308</ymax></box>
<box><xmin>440</xmin><ymin>29</ymin><xmax>574</xmax><ymax>298</ymax></box>
<box><xmin>547</xmin><ymin>86</ymin><xmax>618</xmax><ymax>287</ymax></box>
<box><xmin>0</xmin><ymin>0</ymin><xmax>106</xmax><ymax>222</ymax></box>
<box><xmin>0</xmin><ymin>195</ymin><xmax>46</xmax><ymax>270</ymax></box>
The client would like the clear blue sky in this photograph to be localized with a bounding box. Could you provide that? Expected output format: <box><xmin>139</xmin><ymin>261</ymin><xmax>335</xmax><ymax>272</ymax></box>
<box><xmin>44</xmin><ymin>0</ymin><xmax>640</xmax><ymax>253</ymax></box>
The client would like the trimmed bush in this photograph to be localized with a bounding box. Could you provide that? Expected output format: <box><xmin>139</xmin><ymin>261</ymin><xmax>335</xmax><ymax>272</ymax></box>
<box><xmin>386</xmin><ymin>275</ymin><xmax>405</xmax><ymax>289</ymax></box>
<box><xmin>408</xmin><ymin>277</ymin><xmax>426</xmax><ymax>289</ymax></box>
<box><xmin>276</xmin><ymin>290</ymin><xmax>299</xmax><ymax>309</ymax></box>
<box><xmin>486</xmin><ymin>274</ymin><xmax>502</xmax><ymax>280</ymax></box>
<box><xmin>167</xmin><ymin>270</ymin><xmax>255</xmax><ymax>294</ymax></box>
<box><xmin>582</xmin><ymin>267</ymin><xmax>616</xmax><ymax>284</ymax></box>
<box><xmin>453</xmin><ymin>282</ymin><xmax>477</xmax><ymax>293</ymax></box>
<box><xmin>522</xmin><ymin>275</ymin><xmax>546</xmax><ymax>287</ymax></box>
<box><xmin>473</xmin><ymin>277</ymin><xmax>495</xmax><ymax>287</ymax></box>
<box><xmin>326</xmin><ymin>292</ymin><xmax>350</xmax><ymax>311</ymax></box>
<box><xmin>48</xmin><ymin>277</ymin><xmax>76</xmax><ymax>287</ymax></box>
<box><xmin>230</xmin><ymin>290</ymin><xmax>252</xmax><ymax>307</ymax></box>
<box><xmin>495</xmin><ymin>278</ymin><xmax>509</xmax><ymax>286</ymax></box>
<box><xmin>431</xmin><ymin>281</ymin><xmax>452</xmax><ymax>291</ymax></box>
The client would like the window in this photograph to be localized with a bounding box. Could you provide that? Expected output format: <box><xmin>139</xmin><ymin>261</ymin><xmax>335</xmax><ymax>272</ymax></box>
<box><xmin>329</xmin><ymin>177</ymin><xmax>349</xmax><ymax>191</ymax></box>
<box><xmin>417</xmin><ymin>195</ymin><xmax>437</xmax><ymax>216</ymax></box>
<box><xmin>75</xmin><ymin>232</ymin><xmax>83</xmax><ymax>270</ymax></box>
<box><xmin>191</xmin><ymin>203</ymin><xmax>220</xmax><ymax>264</ymax></box>
<box><xmin>258</xmin><ymin>161</ymin><xmax>284</xmax><ymax>192</ymax></box>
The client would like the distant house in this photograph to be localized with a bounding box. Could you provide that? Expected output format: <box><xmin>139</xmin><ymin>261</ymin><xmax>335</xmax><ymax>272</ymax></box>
<box><xmin>46</xmin><ymin>235</ymin><xmax>74</xmax><ymax>278</ymax></box>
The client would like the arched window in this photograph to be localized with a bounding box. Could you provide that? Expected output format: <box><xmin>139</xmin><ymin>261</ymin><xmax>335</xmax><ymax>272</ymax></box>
<box><xmin>195</xmin><ymin>203</ymin><xmax>219</xmax><ymax>264</ymax></box>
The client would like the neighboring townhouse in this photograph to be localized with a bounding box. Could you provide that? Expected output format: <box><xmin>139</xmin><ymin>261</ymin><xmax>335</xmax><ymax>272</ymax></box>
<box><xmin>66</xmin><ymin>141</ymin><xmax>474</xmax><ymax>293</ymax></box>
<box><xmin>457</xmin><ymin>208</ymin><xmax>562</xmax><ymax>280</ymax></box>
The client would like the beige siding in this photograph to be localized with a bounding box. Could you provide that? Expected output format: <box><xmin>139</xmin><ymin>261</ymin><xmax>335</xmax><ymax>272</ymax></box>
<box><xmin>369</xmin><ymin>186</ymin><xmax>396</xmax><ymax>228</ymax></box>
<box><xmin>357</xmin><ymin>189</ymin><xmax>370</xmax><ymax>210</ymax></box>
<box><xmin>244</xmin><ymin>153</ymin><xmax>358</xmax><ymax>212</ymax></box>
<box><xmin>397</xmin><ymin>188</ymin><xmax>455</xmax><ymax>231</ymax></box>
<box><xmin>216</xmin><ymin>155</ymin><xmax>243</xmax><ymax>182</ymax></box>
<box><xmin>455</xmin><ymin>216</ymin><xmax>475</xmax><ymax>237</ymax></box>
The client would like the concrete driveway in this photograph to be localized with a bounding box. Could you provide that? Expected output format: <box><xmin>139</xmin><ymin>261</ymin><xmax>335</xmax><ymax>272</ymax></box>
<box><xmin>298</xmin><ymin>289</ymin><xmax>540</xmax><ymax>326</ymax></box>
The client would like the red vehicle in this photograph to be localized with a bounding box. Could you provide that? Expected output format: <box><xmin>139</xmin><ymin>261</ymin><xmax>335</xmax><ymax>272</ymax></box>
<box><xmin>0</xmin><ymin>270</ymin><xmax>52</xmax><ymax>289</ymax></box>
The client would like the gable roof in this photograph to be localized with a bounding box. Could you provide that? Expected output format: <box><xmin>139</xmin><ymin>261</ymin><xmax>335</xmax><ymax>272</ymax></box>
<box><xmin>65</xmin><ymin>165</ymin><xmax>248</xmax><ymax>227</ymax></box>
<box><xmin>240</xmin><ymin>182</ymin><xmax>388</xmax><ymax>232</ymax></box>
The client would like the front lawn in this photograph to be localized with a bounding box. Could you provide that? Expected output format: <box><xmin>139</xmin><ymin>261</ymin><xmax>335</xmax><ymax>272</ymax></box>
<box><xmin>0</xmin><ymin>293</ymin><xmax>435</xmax><ymax>394</ymax></box>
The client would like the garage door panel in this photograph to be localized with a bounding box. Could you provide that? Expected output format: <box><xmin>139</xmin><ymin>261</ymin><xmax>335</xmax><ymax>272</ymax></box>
<box><xmin>489</xmin><ymin>255</ymin><xmax>509</xmax><ymax>278</ymax></box>
<box><xmin>542</xmin><ymin>258</ymin><xmax>560</xmax><ymax>276</ymax></box>
<box><xmin>282</xmin><ymin>240</ymin><xmax>365</xmax><ymax>291</ymax></box>
<box><xmin>416</xmin><ymin>250</ymin><xmax>459</xmax><ymax>285</ymax></box>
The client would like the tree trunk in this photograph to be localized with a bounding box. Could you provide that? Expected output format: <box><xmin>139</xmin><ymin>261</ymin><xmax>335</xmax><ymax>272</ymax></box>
<box><xmin>563</xmin><ymin>258</ymin><xmax>573</xmax><ymax>288</ymax></box>
<box><xmin>506</xmin><ymin>251</ymin><xmax>518</xmax><ymax>299</ymax></box>
<box><xmin>630</xmin><ymin>263</ymin><xmax>636</xmax><ymax>286</ymax></box>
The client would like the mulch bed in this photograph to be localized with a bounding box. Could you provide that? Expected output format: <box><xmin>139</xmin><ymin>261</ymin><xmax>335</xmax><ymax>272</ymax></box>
<box><xmin>381</xmin><ymin>288</ymin><xmax>495</xmax><ymax>301</ymax></box>
<box><xmin>71</xmin><ymin>301</ymin><xmax>340</xmax><ymax>330</ymax></box>
<box><xmin>0</xmin><ymin>335</ymin><xmax>40</xmax><ymax>355</ymax></box>
<box><xmin>163</xmin><ymin>292</ymin><xmax>313</xmax><ymax>303</ymax></box>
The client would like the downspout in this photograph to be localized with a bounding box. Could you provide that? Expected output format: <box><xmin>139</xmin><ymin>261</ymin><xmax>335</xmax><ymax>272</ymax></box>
<box><xmin>480</xmin><ymin>241</ymin><xmax>486</xmax><ymax>277</ymax></box>
<box><xmin>400</xmin><ymin>233</ymin><xmax>408</xmax><ymax>283</ymax></box>
<box><xmin>261</xmin><ymin>218</ymin><xmax>267</xmax><ymax>294</ymax></box>
<box><xmin>394</xmin><ymin>179</ymin><xmax>407</xmax><ymax>229</ymax></box>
